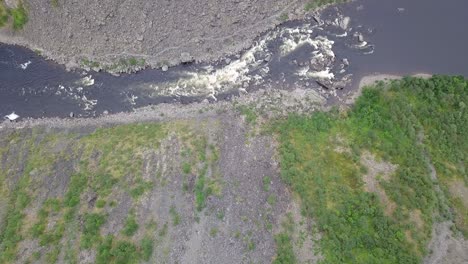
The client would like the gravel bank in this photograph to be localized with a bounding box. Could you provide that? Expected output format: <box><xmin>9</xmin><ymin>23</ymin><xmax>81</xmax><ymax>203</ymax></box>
<box><xmin>0</xmin><ymin>0</ymin><xmax>309</xmax><ymax>72</ymax></box>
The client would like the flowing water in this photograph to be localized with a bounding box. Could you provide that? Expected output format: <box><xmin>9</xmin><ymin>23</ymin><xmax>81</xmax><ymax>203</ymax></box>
<box><xmin>1</xmin><ymin>0</ymin><xmax>468</xmax><ymax>119</ymax></box>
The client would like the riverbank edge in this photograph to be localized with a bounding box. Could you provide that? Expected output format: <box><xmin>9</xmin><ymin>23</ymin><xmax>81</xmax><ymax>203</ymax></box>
<box><xmin>0</xmin><ymin>3</ymin><xmax>311</xmax><ymax>75</ymax></box>
<box><xmin>0</xmin><ymin>0</ymin><xmax>347</xmax><ymax>75</ymax></box>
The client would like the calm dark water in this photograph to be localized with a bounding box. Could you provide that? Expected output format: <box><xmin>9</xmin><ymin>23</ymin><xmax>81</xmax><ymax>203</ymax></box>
<box><xmin>1</xmin><ymin>0</ymin><xmax>468</xmax><ymax>119</ymax></box>
<box><xmin>344</xmin><ymin>0</ymin><xmax>468</xmax><ymax>77</ymax></box>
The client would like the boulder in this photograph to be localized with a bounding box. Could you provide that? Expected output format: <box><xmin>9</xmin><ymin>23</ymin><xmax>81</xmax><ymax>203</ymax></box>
<box><xmin>180</xmin><ymin>52</ymin><xmax>193</xmax><ymax>63</ymax></box>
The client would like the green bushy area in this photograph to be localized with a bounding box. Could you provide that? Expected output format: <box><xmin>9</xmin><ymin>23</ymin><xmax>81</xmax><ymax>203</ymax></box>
<box><xmin>275</xmin><ymin>76</ymin><xmax>467</xmax><ymax>263</ymax></box>
<box><xmin>305</xmin><ymin>0</ymin><xmax>348</xmax><ymax>11</ymax></box>
<box><xmin>0</xmin><ymin>1</ymin><xmax>28</xmax><ymax>30</ymax></box>
<box><xmin>0</xmin><ymin>122</ymin><xmax>220</xmax><ymax>263</ymax></box>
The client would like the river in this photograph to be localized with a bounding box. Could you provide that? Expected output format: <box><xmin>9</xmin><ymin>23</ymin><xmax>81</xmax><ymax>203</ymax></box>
<box><xmin>1</xmin><ymin>0</ymin><xmax>467</xmax><ymax>119</ymax></box>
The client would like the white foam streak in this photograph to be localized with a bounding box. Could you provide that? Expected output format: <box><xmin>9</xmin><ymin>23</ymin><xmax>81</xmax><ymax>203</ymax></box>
<box><xmin>20</xmin><ymin>61</ymin><xmax>31</xmax><ymax>70</ymax></box>
<box><xmin>307</xmin><ymin>68</ymin><xmax>335</xmax><ymax>79</ymax></box>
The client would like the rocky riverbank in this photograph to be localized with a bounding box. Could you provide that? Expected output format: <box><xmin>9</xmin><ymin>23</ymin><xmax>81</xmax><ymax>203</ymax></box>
<box><xmin>0</xmin><ymin>0</ymin><xmax>311</xmax><ymax>73</ymax></box>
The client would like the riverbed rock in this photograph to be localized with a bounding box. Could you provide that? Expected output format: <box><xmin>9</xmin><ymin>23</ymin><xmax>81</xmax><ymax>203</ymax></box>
<box><xmin>161</xmin><ymin>65</ymin><xmax>169</xmax><ymax>72</ymax></box>
<box><xmin>357</xmin><ymin>34</ymin><xmax>364</xmax><ymax>42</ymax></box>
<box><xmin>180</xmin><ymin>52</ymin><xmax>193</xmax><ymax>63</ymax></box>
<box><xmin>342</xmin><ymin>58</ymin><xmax>349</xmax><ymax>66</ymax></box>
<box><xmin>339</xmin><ymin>17</ymin><xmax>350</xmax><ymax>30</ymax></box>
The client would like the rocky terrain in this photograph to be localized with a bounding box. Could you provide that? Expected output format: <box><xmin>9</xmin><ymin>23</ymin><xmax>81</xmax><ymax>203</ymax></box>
<box><xmin>0</xmin><ymin>0</ymin><xmax>310</xmax><ymax>71</ymax></box>
<box><xmin>0</xmin><ymin>96</ymin><xmax>323</xmax><ymax>264</ymax></box>
<box><xmin>0</xmin><ymin>76</ymin><xmax>467</xmax><ymax>264</ymax></box>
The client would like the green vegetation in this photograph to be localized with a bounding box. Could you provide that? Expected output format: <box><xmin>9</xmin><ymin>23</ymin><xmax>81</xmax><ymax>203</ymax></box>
<box><xmin>237</xmin><ymin>105</ymin><xmax>258</xmax><ymax>125</ymax></box>
<box><xmin>279</xmin><ymin>13</ymin><xmax>289</xmax><ymax>21</ymax></box>
<box><xmin>274</xmin><ymin>234</ymin><xmax>296</xmax><ymax>264</ymax></box>
<box><xmin>0</xmin><ymin>132</ymin><xmax>62</xmax><ymax>262</ymax></box>
<box><xmin>275</xmin><ymin>76</ymin><xmax>467</xmax><ymax>263</ymax></box>
<box><xmin>184</xmin><ymin>134</ymin><xmax>221</xmax><ymax>212</ymax></box>
<box><xmin>81</xmin><ymin>58</ymin><xmax>100</xmax><ymax>69</ymax></box>
<box><xmin>210</xmin><ymin>227</ymin><xmax>218</xmax><ymax>237</ymax></box>
<box><xmin>182</xmin><ymin>162</ymin><xmax>192</xmax><ymax>174</ymax></box>
<box><xmin>274</xmin><ymin>213</ymin><xmax>296</xmax><ymax>263</ymax></box>
<box><xmin>0</xmin><ymin>122</ymin><xmax>223</xmax><ymax>262</ymax></box>
<box><xmin>305</xmin><ymin>0</ymin><xmax>348</xmax><ymax>11</ymax></box>
<box><xmin>81</xmin><ymin>213</ymin><xmax>107</xmax><ymax>248</ymax></box>
<box><xmin>96</xmin><ymin>235</ymin><xmax>154</xmax><ymax>264</ymax></box>
<box><xmin>0</xmin><ymin>175</ymin><xmax>31</xmax><ymax>262</ymax></box>
<box><xmin>262</xmin><ymin>176</ymin><xmax>271</xmax><ymax>192</ymax></box>
<box><xmin>10</xmin><ymin>3</ymin><xmax>27</xmax><ymax>30</ymax></box>
<box><xmin>51</xmin><ymin>0</ymin><xmax>59</xmax><ymax>8</ymax></box>
<box><xmin>194</xmin><ymin>165</ymin><xmax>208</xmax><ymax>211</ymax></box>
<box><xmin>81</xmin><ymin>57</ymin><xmax>146</xmax><ymax>72</ymax></box>
<box><xmin>0</xmin><ymin>1</ymin><xmax>9</xmax><ymax>27</ymax></box>
<box><xmin>122</xmin><ymin>215</ymin><xmax>139</xmax><ymax>236</ymax></box>
<box><xmin>267</xmin><ymin>194</ymin><xmax>277</xmax><ymax>206</ymax></box>
<box><xmin>169</xmin><ymin>206</ymin><xmax>181</xmax><ymax>226</ymax></box>
<box><xmin>0</xmin><ymin>1</ymin><xmax>28</xmax><ymax>30</ymax></box>
<box><xmin>140</xmin><ymin>236</ymin><xmax>154</xmax><ymax>261</ymax></box>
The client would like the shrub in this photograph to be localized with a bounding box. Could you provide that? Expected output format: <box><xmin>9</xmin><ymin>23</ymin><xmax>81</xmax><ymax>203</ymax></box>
<box><xmin>11</xmin><ymin>4</ymin><xmax>28</xmax><ymax>30</ymax></box>
<box><xmin>122</xmin><ymin>215</ymin><xmax>139</xmax><ymax>236</ymax></box>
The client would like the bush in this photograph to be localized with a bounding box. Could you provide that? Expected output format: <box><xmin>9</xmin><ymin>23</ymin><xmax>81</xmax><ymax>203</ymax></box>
<box><xmin>11</xmin><ymin>5</ymin><xmax>28</xmax><ymax>30</ymax></box>
<box><xmin>122</xmin><ymin>215</ymin><xmax>139</xmax><ymax>236</ymax></box>
<box><xmin>274</xmin><ymin>234</ymin><xmax>296</xmax><ymax>264</ymax></box>
<box><xmin>140</xmin><ymin>237</ymin><xmax>154</xmax><ymax>261</ymax></box>
<box><xmin>110</xmin><ymin>241</ymin><xmax>137</xmax><ymax>264</ymax></box>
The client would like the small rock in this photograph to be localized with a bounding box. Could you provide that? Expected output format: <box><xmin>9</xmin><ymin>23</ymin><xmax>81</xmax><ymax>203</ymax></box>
<box><xmin>339</xmin><ymin>17</ymin><xmax>350</xmax><ymax>30</ymax></box>
<box><xmin>103</xmin><ymin>110</ymin><xmax>109</xmax><ymax>115</ymax></box>
<box><xmin>69</xmin><ymin>112</ymin><xmax>74</xmax><ymax>118</ymax></box>
<box><xmin>264</xmin><ymin>54</ymin><xmax>272</xmax><ymax>62</ymax></box>
<box><xmin>342</xmin><ymin>58</ymin><xmax>349</xmax><ymax>66</ymax></box>
<box><xmin>357</xmin><ymin>34</ymin><xmax>364</xmax><ymax>42</ymax></box>
<box><xmin>225</xmin><ymin>58</ymin><xmax>231</xmax><ymax>64</ymax></box>
<box><xmin>161</xmin><ymin>65</ymin><xmax>169</xmax><ymax>71</ymax></box>
<box><xmin>180</xmin><ymin>52</ymin><xmax>193</xmax><ymax>63</ymax></box>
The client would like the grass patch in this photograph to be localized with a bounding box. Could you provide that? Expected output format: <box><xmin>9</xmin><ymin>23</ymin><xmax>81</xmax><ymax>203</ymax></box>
<box><xmin>97</xmin><ymin>235</ymin><xmax>152</xmax><ymax>264</ymax></box>
<box><xmin>263</xmin><ymin>176</ymin><xmax>271</xmax><ymax>192</ymax></box>
<box><xmin>274</xmin><ymin>233</ymin><xmax>296</xmax><ymax>264</ymax></box>
<box><xmin>0</xmin><ymin>2</ymin><xmax>9</xmax><ymax>27</ymax></box>
<box><xmin>122</xmin><ymin>215</ymin><xmax>139</xmax><ymax>237</ymax></box>
<box><xmin>0</xmin><ymin>1</ymin><xmax>28</xmax><ymax>30</ymax></box>
<box><xmin>182</xmin><ymin>162</ymin><xmax>191</xmax><ymax>174</ymax></box>
<box><xmin>81</xmin><ymin>213</ymin><xmax>107</xmax><ymax>249</ymax></box>
<box><xmin>140</xmin><ymin>236</ymin><xmax>154</xmax><ymax>261</ymax></box>
<box><xmin>304</xmin><ymin>0</ymin><xmax>348</xmax><ymax>12</ymax></box>
<box><xmin>0</xmin><ymin>176</ymin><xmax>31</xmax><ymax>262</ymax></box>
<box><xmin>169</xmin><ymin>206</ymin><xmax>180</xmax><ymax>226</ymax></box>
<box><xmin>238</xmin><ymin>105</ymin><xmax>258</xmax><ymax>125</ymax></box>
<box><xmin>11</xmin><ymin>3</ymin><xmax>27</xmax><ymax>30</ymax></box>
<box><xmin>210</xmin><ymin>227</ymin><xmax>218</xmax><ymax>237</ymax></box>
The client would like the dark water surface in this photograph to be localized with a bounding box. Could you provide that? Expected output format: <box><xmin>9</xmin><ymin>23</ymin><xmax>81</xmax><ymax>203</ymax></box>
<box><xmin>1</xmin><ymin>0</ymin><xmax>467</xmax><ymax>119</ymax></box>
<box><xmin>343</xmin><ymin>0</ymin><xmax>468</xmax><ymax>77</ymax></box>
